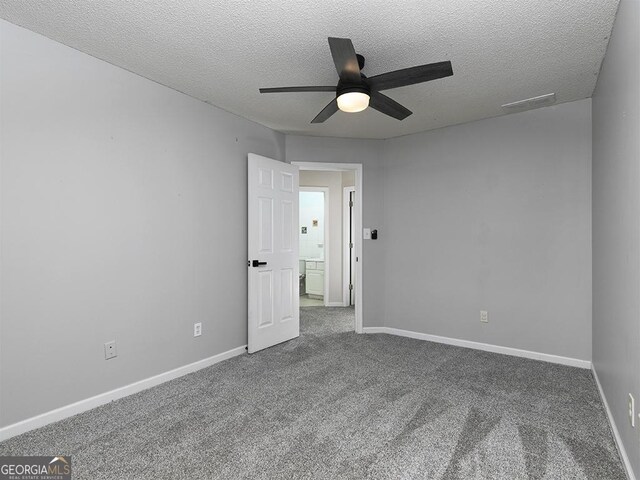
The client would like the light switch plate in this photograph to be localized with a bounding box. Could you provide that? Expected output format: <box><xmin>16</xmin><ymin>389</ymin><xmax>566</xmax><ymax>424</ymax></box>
<box><xmin>363</xmin><ymin>228</ymin><xmax>371</xmax><ymax>240</ymax></box>
<box><xmin>629</xmin><ymin>393</ymin><xmax>635</xmax><ymax>427</ymax></box>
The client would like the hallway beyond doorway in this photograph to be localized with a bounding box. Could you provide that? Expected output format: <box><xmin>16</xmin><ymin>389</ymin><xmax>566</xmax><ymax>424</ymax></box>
<box><xmin>300</xmin><ymin>295</ymin><xmax>324</xmax><ymax>307</ymax></box>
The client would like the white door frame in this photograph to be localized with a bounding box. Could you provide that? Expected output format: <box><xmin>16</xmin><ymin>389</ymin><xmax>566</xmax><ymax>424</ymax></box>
<box><xmin>291</xmin><ymin>162</ymin><xmax>363</xmax><ymax>334</ymax></box>
<box><xmin>343</xmin><ymin>186</ymin><xmax>356</xmax><ymax>307</ymax></box>
<box><xmin>299</xmin><ymin>186</ymin><xmax>330</xmax><ymax>305</ymax></box>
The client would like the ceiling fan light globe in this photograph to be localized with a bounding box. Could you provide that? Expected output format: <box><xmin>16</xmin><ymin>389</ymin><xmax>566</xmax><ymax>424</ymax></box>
<box><xmin>337</xmin><ymin>92</ymin><xmax>370</xmax><ymax>113</ymax></box>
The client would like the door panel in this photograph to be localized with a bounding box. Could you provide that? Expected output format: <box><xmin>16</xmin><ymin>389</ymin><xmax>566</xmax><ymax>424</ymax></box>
<box><xmin>248</xmin><ymin>154</ymin><xmax>299</xmax><ymax>353</ymax></box>
<box><xmin>258</xmin><ymin>197</ymin><xmax>273</xmax><ymax>253</ymax></box>
<box><xmin>280</xmin><ymin>268</ymin><xmax>294</xmax><ymax>322</ymax></box>
<box><xmin>258</xmin><ymin>270</ymin><xmax>274</xmax><ymax>327</ymax></box>
<box><xmin>281</xmin><ymin>172</ymin><xmax>294</xmax><ymax>192</ymax></box>
<box><xmin>281</xmin><ymin>200</ymin><xmax>293</xmax><ymax>252</ymax></box>
<box><xmin>259</xmin><ymin>167</ymin><xmax>273</xmax><ymax>188</ymax></box>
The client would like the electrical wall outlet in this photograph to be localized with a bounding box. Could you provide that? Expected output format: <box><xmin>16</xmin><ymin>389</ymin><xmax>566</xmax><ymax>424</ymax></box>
<box><xmin>104</xmin><ymin>341</ymin><xmax>117</xmax><ymax>360</ymax></box>
<box><xmin>194</xmin><ymin>322</ymin><xmax>202</xmax><ymax>337</ymax></box>
<box><xmin>480</xmin><ymin>310</ymin><xmax>488</xmax><ymax>323</ymax></box>
<box><xmin>629</xmin><ymin>393</ymin><xmax>635</xmax><ymax>427</ymax></box>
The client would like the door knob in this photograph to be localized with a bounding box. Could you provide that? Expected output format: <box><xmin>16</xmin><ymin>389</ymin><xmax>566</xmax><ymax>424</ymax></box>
<box><xmin>252</xmin><ymin>260</ymin><xmax>267</xmax><ymax>267</ymax></box>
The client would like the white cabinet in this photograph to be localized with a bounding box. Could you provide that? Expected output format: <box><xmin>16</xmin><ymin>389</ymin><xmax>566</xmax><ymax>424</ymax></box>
<box><xmin>305</xmin><ymin>260</ymin><xmax>324</xmax><ymax>297</ymax></box>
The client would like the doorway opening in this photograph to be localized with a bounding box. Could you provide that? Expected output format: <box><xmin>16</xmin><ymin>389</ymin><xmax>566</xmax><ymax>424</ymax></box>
<box><xmin>292</xmin><ymin>162</ymin><xmax>363</xmax><ymax>334</ymax></box>
<box><xmin>299</xmin><ymin>187</ymin><xmax>329</xmax><ymax>307</ymax></box>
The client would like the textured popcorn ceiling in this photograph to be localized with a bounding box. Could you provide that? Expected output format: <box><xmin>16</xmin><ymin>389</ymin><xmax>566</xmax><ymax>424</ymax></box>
<box><xmin>0</xmin><ymin>0</ymin><xmax>619</xmax><ymax>139</ymax></box>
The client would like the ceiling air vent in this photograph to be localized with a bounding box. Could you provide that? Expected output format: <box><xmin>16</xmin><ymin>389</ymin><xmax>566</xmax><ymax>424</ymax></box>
<box><xmin>501</xmin><ymin>93</ymin><xmax>557</xmax><ymax>112</ymax></box>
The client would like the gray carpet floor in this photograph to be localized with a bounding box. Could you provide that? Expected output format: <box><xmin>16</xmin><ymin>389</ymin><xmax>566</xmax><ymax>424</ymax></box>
<box><xmin>0</xmin><ymin>307</ymin><xmax>626</xmax><ymax>479</ymax></box>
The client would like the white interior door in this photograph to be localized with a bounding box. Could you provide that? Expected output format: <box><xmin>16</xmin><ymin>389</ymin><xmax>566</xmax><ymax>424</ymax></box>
<box><xmin>247</xmin><ymin>153</ymin><xmax>299</xmax><ymax>353</ymax></box>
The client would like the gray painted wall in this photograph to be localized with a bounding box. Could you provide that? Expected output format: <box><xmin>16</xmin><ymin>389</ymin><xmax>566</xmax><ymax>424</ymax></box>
<box><xmin>285</xmin><ymin>136</ymin><xmax>386</xmax><ymax>327</ymax></box>
<box><xmin>0</xmin><ymin>20</ymin><xmax>285</xmax><ymax>427</ymax></box>
<box><xmin>592</xmin><ymin>0</ymin><xmax>640</xmax><ymax>474</ymax></box>
<box><xmin>286</xmin><ymin>100</ymin><xmax>592</xmax><ymax>361</ymax></box>
<box><xmin>382</xmin><ymin>100</ymin><xmax>593</xmax><ymax>361</ymax></box>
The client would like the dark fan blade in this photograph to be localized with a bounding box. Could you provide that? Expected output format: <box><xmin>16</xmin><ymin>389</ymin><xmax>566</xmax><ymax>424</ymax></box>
<box><xmin>311</xmin><ymin>98</ymin><xmax>339</xmax><ymax>123</ymax></box>
<box><xmin>367</xmin><ymin>61</ymin><xmax>453</xmax><ymax>91</ymax></box>
<box><xmin>259</xmin><ymin>86</ymin><xmax>336</xmax><ymax>93</ymax></box>
<box><xmin>328</xmin><ymin>37</ymin><xmax>361</xmax><ymax>84</ymax></box>
<box><xmin>369</xmin><ymin>92</ymin><xmax>412</xmax><ymax>120</ymax></box>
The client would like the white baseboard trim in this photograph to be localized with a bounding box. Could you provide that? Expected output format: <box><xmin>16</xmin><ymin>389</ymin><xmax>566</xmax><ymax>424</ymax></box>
<box><xmin>362</xmin><ymin>327</ymin><xmax>387</xmax><ymax>334</ymax></box>
<box><xmin>592</xmin><ymin>365</ymin><xmax>637</xmax><ymax>480</ymax></box>
<box><xmin>325</xmin><ymin>301</ymin><xmax>347</xmax><ymax>307</ymax></box>
<box><xmin>362</xmin><ymin>327</ymin><xmax>591</xmax><ymax>369</ymax></box>
<box><xmin>0</xmin><ymin>345</ymin><xmax>247</xmax><ymax>442</ymax></box>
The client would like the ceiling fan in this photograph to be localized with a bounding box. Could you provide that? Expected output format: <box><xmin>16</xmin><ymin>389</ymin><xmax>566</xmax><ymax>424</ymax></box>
<box><xmin>259</xmin><ymin>37</ymin><xmax>453</xmax><ymax>123</ymax></box>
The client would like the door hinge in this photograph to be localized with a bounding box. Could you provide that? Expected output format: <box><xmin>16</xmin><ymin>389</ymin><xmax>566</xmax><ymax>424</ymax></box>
<box><xmin>349</xmin><ymin>242</ymin><xmax>354</xmax><ymax>249</ymax></box>
<box><xmin>349</xmin><ymin>200</ymin><xmax>354</xmax><ymax>207</ymax></box>
<box><xmin>349</xmin><ymin>284</ymin><xmax>353</xmax><ymax>291</ymax></box>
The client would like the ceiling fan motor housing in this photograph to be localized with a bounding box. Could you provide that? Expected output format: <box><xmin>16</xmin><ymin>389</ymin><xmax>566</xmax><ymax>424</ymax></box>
<box><xmin>336</xmin><ymin>81</ymin><xmax>370</xmax><ymax>98</ymax></box>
